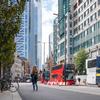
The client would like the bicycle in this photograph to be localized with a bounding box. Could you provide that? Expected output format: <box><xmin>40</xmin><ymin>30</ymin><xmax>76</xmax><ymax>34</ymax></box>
<box><xmin>0</xmin><ymin>72</ymin><xmax>19</xmax><ymax>93</ymax></box>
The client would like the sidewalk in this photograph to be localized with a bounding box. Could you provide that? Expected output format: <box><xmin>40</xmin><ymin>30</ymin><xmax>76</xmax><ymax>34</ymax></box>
<box><xmin>0</xmin><ymin>91</ymin><xmax>22</xmax><ymax>100</ymax></box>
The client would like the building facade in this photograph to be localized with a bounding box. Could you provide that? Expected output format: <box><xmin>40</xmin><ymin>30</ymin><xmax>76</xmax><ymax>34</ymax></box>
<box><xmin>53</xmin><ymin>17</ymin><xmax>59</xmax><ymax>64</ymax></box>
<box><xmin>54</xmin><ymin>0</ymin><xmax>100</xmax><ymax>65</ymax></box>
<box><xmin>54</xmin><ymin>0</ymin><xmax>73</xmax><ymax>64</ymax></box>
<box><xmin>15</xmin><ymin>0</ymin><xmax>42</xmax><ymax>69</ymax></box>
<box><xmin>29</xmin><ymin>0</ymin><xmax>42</xmax><ymax>69</ymax></box>
<box><xmin>16</xmin><ymin>0</ymin><xmax>29</xmax><ymax>59</ymax></box>
<box><xmin>11</xmin><ymin>53</ymin><xmax>24</xmax><ymax>81</ymax></box>
<box><xmin>72</xmin><ymin>0</ymin><xmax>100</xmax><ymax>58</ymax></box>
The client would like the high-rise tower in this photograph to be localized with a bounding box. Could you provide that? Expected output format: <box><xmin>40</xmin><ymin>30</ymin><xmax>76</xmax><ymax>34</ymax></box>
<box><xmin>29</xmin><ymin>0</ymin><xmax>42</xmax><ymax>68</ymax></box>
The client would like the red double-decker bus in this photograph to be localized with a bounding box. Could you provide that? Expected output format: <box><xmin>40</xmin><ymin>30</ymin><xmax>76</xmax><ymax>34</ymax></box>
<box><xmin>51</xmin><ymin>64</ymin><xmax>75</xmax><ymax>85</ymax></box>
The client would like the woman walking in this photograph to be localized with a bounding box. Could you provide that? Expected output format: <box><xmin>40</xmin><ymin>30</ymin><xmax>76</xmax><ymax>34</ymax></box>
<box><xmin>31</xmin><ymin>66</ymin><xmax>38</xmax><ymax>91</ymax></box>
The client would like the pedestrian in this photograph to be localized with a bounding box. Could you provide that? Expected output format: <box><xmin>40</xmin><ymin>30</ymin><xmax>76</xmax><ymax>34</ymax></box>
<box><xmin>78</xmin><ymin>78</ymin><xmax>81</xmax><ymax>85</ymax></box>
<box><xmin>31</xmin><ymin>66</ymin><xmax>38</xmax><ymax>91</ymax></box>
<box><xmin>42</xmin><ymin>69</ymin><xmax>45</xmax><ymax>83</ymax></box>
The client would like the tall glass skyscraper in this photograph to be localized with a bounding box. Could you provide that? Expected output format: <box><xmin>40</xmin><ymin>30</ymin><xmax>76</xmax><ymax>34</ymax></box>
<box><xmin>16</xmin><ymin>0</ymin><xmax>29</xmax><ymax>59</ymax></box>
<box><xmin>15</xmin><ymin>0</ymin><xmax>42</xmax><ymax>69</ymax></box>
<box><xmin>29</xmin><ymin>0</ymin><xmax>42</xmax><ymax>69</ymax></box>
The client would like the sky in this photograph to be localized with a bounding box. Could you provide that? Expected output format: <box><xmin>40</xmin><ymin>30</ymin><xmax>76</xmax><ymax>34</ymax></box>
<box><xmin>42</xmin><ymin>0</ymin><xmax>58</xmax><ymax>64</ymax></box>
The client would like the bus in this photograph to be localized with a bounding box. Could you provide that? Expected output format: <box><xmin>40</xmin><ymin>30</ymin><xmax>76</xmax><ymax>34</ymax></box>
<box><xmin>51</xmin><ymin>64</ymin><xmax>75</xmax><ymax>85</ymax></box>
<box><xmin>86</xmin><ymin>56</ymin><xmax>100</xmax><ymax>86</ymax></box>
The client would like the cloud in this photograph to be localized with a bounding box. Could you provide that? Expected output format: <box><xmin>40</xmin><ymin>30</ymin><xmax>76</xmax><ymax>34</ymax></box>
<box><xmin>42</xmin><ymin>0</ymin><xmax>58</xmax><ymax>42</ymax></box>
<box><xmin>42</xmin><ymin>0</ymin><xmax>58</xmax><ymax>64</ymax></box>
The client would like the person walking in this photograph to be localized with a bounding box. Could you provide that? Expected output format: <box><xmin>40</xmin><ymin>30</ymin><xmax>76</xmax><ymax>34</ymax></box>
<box><xmin>31</xmin><ymin>66</ymin><xmax>38</xmax><ymax>91</ymax></box>
<box><xmin>42</xmin><ymin>69</ymin><xmax>45</xmax><ymax>83</ymax></box>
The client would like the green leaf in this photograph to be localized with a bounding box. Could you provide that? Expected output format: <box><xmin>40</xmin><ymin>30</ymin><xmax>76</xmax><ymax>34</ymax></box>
<box><xmin>74</xmin><ymin>49</ymin><xmax>88</xmax><ymax>75</ymax></box>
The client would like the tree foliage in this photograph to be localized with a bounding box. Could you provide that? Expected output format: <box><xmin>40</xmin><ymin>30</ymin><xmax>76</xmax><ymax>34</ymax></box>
<box><xmin>74</xmin><ymin>49</ymin><xmax>88</xmax><ymax>75</ymax></box>
<box><xmin>0</xmin><ymin>0</ymin><xmax>26</xmax><ymax>72</ymax></box>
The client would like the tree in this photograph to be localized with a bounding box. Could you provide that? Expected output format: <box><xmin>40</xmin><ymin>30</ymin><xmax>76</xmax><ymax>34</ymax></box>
<box><xmin>0</xmin><ymin>0</ymin><xmax>26</xmax><ymax>76</ymax></box>
<box><xmin>74</xmin><ymin>49</ymin><xmax>88</xmax><ymax>75</ymax></box>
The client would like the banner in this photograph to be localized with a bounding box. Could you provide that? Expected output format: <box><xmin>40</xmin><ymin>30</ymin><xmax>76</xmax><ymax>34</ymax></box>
<box><xmin>96</xmin><ymin>56</ymin><xmax>100</xmax><ymax>68</ymax></box>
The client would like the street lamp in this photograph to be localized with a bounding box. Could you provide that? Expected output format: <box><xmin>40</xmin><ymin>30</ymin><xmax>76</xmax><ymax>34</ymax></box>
<box><xmin>64</xmin><ymin>14</ymin><xmax>67</xmax><ymax>86</ymax></box>
<box><xmin>38</xmin><ymin>41</ymin><xmax>46</xmax><ymax>65</ymax></box>
<box><xmin>38</xmin><ymin>41</ymin><xmax>53</xmax><ymax>70</ymax></box>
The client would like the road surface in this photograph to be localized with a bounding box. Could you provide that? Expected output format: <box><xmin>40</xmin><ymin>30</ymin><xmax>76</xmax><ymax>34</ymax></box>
<box><xmin>19</xmin><ymin>83</ymin><xmax>100</xmax><ymax>100</ymax></box>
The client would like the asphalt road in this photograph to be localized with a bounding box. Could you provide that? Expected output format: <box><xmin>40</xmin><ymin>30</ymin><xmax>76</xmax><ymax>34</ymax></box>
<box><xmin>19</xmin><ymin>83</ymin><xmax>100</xmax><ymax>100</ymax></box>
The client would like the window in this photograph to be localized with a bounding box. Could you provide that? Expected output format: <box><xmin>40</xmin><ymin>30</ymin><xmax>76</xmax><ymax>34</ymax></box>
<box><xmin>80</xmin><ymin>23</ymin><xmax>83</xmax><ymax>30</ymax></box>
<box><xmin>86</xmin><ymin>9</ymin><xmax>89</xmax><ymax>15</ymax></box>
<box><xmin>78</xmin><ymin>25</ymin><xmax>80</xmax><ymax>31</ymax></box>
<box><xmin>70</xmin><ymin>22</ymin><xmax>72</xmax><ymax>27</ymax></box>
<box><xmin>98</xmin><ymin>0</ymin><xmax>100</xmax><ymax>5</ymax></box>
<box><xmin>84</xmin><ymin>20</ymin><xmax>86</xmax><ymax>26</ymax></box>
<box><xmin>81</xmin><ymin>31</ymin><xmax>85</xmax><ymax>38</ymax></box>
<box><xmin>60</xmin><ymin>42</ymin><xmax>64</xmax><ymax>56</ymax></box>
<box><xmin>93</xmin><ymin>13</ymin><xmax>97</xmax><ymax>20</ymax></box>
<box><xmin>90</xmin><ymin>26</ymin><xmax>92</xmax><ymax>33</ymax></box>
<box><xmin>93</xmin><ymin>2</ymin><xmax>96</xmax><ymax>9</ymax></box>
<box><xmin>74</xmin><ymin>28</ymin><xmax>78</xmax><ymax>34</ymax></box>
<box><xmin>84</xmin><ymin>11</ymin><xmax>86</xmax><ymax>17</ymax></box>
<box><xmin>87</xmin><ymin>39</ymin><xmax>92</xmax><ymax>47</ymax></box>
<box><xmin>90</xmin><ymin>0</ymin><xmax>93</xmax><ymax>2</ymax></box>
<box><xmin>92</xmin><ymin>25</ymin><xmax>95</xmax><ymax>32</ymax></box>
<box><xmin>85</xmin><ymin>30</ymin><xmax>88</xmax><ymax>35</ymax></box>
<box><xmin>80</xmin><ymin>5</ymin><xmax>83</xmax><ymax>11</ymax></box>
<box><xmin>73</xmin><ymin>11</ymin><xmax>77</xmax><ymax>18</ymax></box>
<box><xmin>87</xmin><ymin>28</ymin><xmax>89</xmax><ymax>35</ymax></box>
<box><xmin>84</xmin><ymin>2</ymin><xmax>86</xmax><ymax>8</ymax></box>
<box><xmin>86</xmin><ymin>19</ymin><xmax>88</xmax><ymax>25</ymax></box>
<box><xmin>74</xmin><ymin>3</ymin><xmax>77</xmax><ymax>10</ymax></box>
<box><xmin>98</xmin><ymin>9</ymin><xmax>100</xmax><ymax>16</ymax></box>
<box><xmin>70</xmin><ymin>14</ymin><xmax>72</xmax><ymax>20</ymax></box>
<box><xmin>90</xmin><ymin>6</ymin><xmax>93</xmax><ymax>12</ymax></box>
<box><xmin>78</xmin><ymin>17</ymin><xmax>80</xmax><ymax>22</ymax></box>
<box><xmin>88</xmin><ymin>18</ymin><xmax>90</xmax><ymax>25</ymax></box>
<box><xmin>70</xmin><ymin>38</ymin><xmax>73</xmax><ymax>45</ymax></box>
<box><xmin>70</xmin><ymin>30</ymin><xmax>72</xmax><ymax>35</ymax></box>
<box><xmin>74</xmin><ymin>19</ymin><xmax>77</xmax><ymax>26</ymax></box>
<box><xmin>78</xmin><ymin>0</ymin><xmax>83</xmax><ymax>5</ymax></box>
<box><xmin>87</xmin><ymin>0</ymin><xmax>89</xmax><ymax>5</ymax></box>
<box><xmin>98</xmin><ymin>21</ymin><xmax>100</xmax><ymax>28</ymax></box>
<box><xmin>78</xmin><ymin>8</ymin><xmax>80</xmax><ymax>14</ymax></box>
<box><xmin>70</xmin><ymin>47</ymin><xmax>73</xmax><ymax>54</ymax></box>
<box><xmin>90</xmin><ymin>15</ymin><xmax>93</xmax><ymax>22</ymax></box>
<box><xmin>52</xmin><ymin>65</ymin><xmax>62</xmax><ymax>70</ymax></box>
<box><xmin>80</xmin><ymin>14</ymin><xmax>83</xmax><ymax>20</ymax></box>
<box><xmin>74</xmin><ymin>21</ymin><xmax>75</xmax><ymax>26</ymax></box>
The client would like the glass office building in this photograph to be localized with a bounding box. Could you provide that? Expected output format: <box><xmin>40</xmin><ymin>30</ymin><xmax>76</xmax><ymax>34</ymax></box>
<box><xmin>56</xmin><ymin>0</ymin><xmax>73</xmax><ymax>64</ymax></box>
<box><xmin>72</xmin><ymin>0</ymin><xmax>100</xmax><ymax>58</ymax></box>
<box><xmin>55</xmin><ymin>0</ymin><xmax>100</xmax><ymax>64</ymax></box>
<box><xmin>16</xmin><ymin>0</ymin><xmax>29</xmax><ymax>59</ymax></box>
<box><xmin>29</xmin><ymin>0</ymin><xmax>42</xmax><ymax>68</ymax></box>
<box><xmin>15</xmin><ymin>0</ymin><xmax>42</xmax><ymax>69</ymax></box>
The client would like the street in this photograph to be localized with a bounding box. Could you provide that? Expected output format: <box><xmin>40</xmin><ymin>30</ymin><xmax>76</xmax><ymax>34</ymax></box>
<box><xmin>19</xmin><ymin>83</ymin><xmax>100</xmax><ymax>100</ymax></box>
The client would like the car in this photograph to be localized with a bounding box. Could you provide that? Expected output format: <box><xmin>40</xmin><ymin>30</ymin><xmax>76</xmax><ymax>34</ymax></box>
<box><xmin>26</xmin><ymin>77</ymin><xmax>31</xmax><ymax>83</ymax></box>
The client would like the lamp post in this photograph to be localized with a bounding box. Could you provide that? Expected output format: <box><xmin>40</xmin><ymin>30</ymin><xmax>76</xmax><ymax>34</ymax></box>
<box><xmin>64</xmin><ymin>14</ymin><xmax>67</xmax><ymax>86</ymax></box>
<box><xmin>43</xmin><ymin>42</ymin><xmax>45</xmax><ymax>65</ymax></box>
<box><xmin>38</xmin><ymin>41</ymin><xmax>46</xmax><ymax>66</ymax></box>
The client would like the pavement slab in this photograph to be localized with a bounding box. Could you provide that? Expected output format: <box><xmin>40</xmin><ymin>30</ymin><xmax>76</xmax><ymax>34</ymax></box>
<box><xmin>0</xmin><ymin>91</ymin><xmax>22</xmax><ymax>100</ymax></box>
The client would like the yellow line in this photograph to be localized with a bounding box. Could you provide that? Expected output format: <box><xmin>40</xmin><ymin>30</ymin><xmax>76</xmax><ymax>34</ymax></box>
<box><xmin>96</xmin><ymin>73</ymin><xmax>100</xmax><ymax>76</ymax></box>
